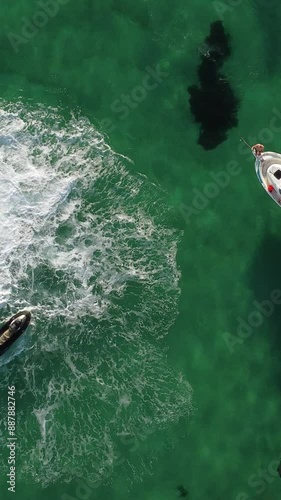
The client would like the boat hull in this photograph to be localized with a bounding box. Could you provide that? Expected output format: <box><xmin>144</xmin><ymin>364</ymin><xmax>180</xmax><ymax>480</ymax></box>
<box><xmin>0</xmin><ymin>310</ymin><xmax>31</xmax><ymax>356</ymax></box>
<box><xmin>255</xmin><ymin>151</ymin><xmax>281</xmax><ymax>206</ymax></box>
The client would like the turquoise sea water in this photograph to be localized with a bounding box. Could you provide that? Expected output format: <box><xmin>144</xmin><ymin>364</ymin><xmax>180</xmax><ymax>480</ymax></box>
<box><xmin>0</xmin><ymin>1</ymin><xmax>281</xmax><ymax>499</ymax></box>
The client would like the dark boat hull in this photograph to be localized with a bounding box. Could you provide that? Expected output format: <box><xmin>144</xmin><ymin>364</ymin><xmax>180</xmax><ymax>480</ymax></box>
<box><xmin>0</xmin><ymin>310</ymin><xmax>31</xmax><ymax>357</ymax></box>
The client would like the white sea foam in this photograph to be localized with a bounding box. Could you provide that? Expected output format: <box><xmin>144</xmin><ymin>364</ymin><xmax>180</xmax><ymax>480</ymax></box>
<box><xmin>0</xmin><ymin>101</ymin><xmax>192</xmax><ymax>487</ymax></box>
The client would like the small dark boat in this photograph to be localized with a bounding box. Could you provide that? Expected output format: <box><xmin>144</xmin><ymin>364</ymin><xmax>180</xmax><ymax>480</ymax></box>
<box><xmin>0</xmin><ymin>310</ymin><xmax>31</xmax><ymax>356</ymax></box>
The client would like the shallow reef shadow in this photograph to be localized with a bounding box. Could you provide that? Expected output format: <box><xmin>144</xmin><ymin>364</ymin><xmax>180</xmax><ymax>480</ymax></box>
<box><xmin>247</xmin><ymin>230</ymin><xmax>281</xmax><ymax>386</ymax></box>
<box><xmin>188</xmin><ymin>20</ymin><xmax>239</xmax><ymax>150</ymax></box>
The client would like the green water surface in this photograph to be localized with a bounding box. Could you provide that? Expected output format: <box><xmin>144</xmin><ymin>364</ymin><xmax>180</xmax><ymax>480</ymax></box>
<box><xmin>1</xmin><ymin>1</ymin><xmax>281</xmax><ymax>499</ymax></box>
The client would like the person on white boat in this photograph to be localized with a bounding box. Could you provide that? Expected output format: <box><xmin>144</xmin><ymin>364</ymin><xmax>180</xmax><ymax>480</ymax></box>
<box><xmin>251</xmin><ymin>143</ymin><xmax>264</xmax><ymax>158</ymax></box>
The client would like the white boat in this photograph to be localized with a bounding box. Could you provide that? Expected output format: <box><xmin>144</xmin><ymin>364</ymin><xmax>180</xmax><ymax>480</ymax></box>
<box><xmin>254</xmin><ymin>147</ymin><xmax>281</xmax><ymax>206</ymax></box>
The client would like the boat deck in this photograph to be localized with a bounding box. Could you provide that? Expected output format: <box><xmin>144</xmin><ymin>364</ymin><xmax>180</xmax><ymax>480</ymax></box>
<box><xmin>256</xmin><ymin>152</ymin><xmax>281</xmax><ymax>205</ymax></box>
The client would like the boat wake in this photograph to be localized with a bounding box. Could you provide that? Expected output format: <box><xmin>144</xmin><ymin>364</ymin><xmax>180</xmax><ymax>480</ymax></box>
<box><xmin>0</xmin><ymin>101</ymin><xmax>192</xmax><ymax>487</ymax></box>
